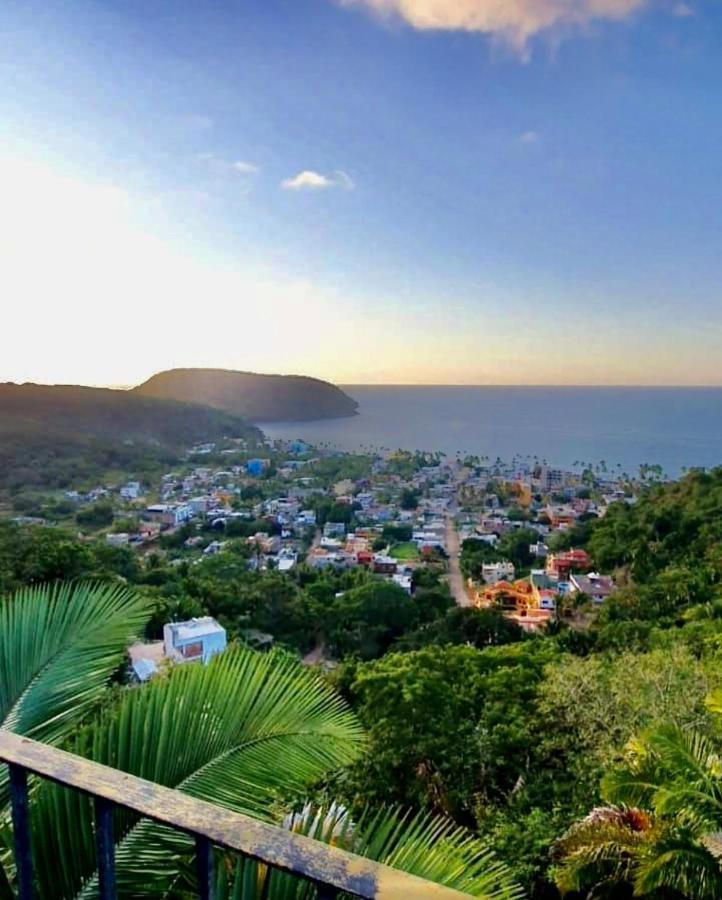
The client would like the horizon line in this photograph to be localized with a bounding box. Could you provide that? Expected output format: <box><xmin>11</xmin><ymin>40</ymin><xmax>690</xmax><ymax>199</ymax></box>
<box><xmin>338</xmin><ymin>382</ymin><xmax>722</xmax><ymax>389</ymax></box>
<box><xmin>4</xmin><ymin>379</ymin><xmax>722</xmax><ymax>391</ymax></box>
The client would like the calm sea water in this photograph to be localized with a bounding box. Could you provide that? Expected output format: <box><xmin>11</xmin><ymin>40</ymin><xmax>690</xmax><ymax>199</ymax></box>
<box><xmin>261</xmin><ymin>387</ymin><xmax>722</xmax><ymax>477</ymax></box>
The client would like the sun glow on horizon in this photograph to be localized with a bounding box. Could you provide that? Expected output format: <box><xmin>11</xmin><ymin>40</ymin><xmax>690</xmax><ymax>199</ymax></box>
<box><xmin>2</xmin><ymin>156</ymin><xmax>721</xmax><ymax>389</ymax></box>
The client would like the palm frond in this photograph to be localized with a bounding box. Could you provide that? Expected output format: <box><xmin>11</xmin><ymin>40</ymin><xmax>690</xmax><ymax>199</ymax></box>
<box><xmin>0</xmin><ymin>581</ymin><xmax>149</xmax><ymax>803</ymax></box>
<box><xmin>603</xmin><ymin>725</ymin><xmax>722</xmax><ymax>832</ymax></box>
<box><xmin>27</xmin><ymin>646</ymin><xmax>365</xmax><ymax>898</ymax></box>
<box><xmin>634</xmin><ymin>830</ymin><xmax>722</xmax><ymax>899</ymax></box>
<box><xmin>240</xmin><ymin>803</ymin><xmax>524</xmax><ymax>899</ymax></box>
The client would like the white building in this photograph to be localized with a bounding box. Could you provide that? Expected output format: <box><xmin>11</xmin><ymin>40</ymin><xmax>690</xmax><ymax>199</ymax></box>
<box><xmin>482</xmin><ymin>561</ymin><xmax>516</xmax><ymax>585</ymax></box>
<box><xmin>163</xmin><ymin>617</ymin><xmax>227</xmax><ymax>664</ymax></box>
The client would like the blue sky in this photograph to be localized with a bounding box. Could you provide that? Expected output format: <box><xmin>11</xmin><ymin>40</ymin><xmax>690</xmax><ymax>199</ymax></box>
<box><xmin>2</xmin><ymin>0</ymin><xmax>721</xmax><ymax>385</ymax></box>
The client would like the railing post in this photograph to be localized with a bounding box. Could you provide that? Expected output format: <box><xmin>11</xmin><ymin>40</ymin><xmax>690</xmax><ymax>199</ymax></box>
<box><xmin>9</xmin><ymin>764</ymin><xmax>33</xmax><ymax>900</ymax></box>
<box><xmin>195</xmin><ymin>834</ymin><xmax>214</xmax><ymax>900</ymax></box>
<box><xmin>95</xmin><ymin>796</ymin><xmax>117</xmax><ymax>900</ymax></box>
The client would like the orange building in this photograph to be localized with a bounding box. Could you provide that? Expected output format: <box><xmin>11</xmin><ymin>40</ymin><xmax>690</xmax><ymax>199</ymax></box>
<box><xmin>473</xmin><ymin>578</ymin><xmax>553</xmax><ymax>632</ymax></box>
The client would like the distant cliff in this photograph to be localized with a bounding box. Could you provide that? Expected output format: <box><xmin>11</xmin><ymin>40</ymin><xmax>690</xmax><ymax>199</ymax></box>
<box><xmin>133</xmin><ymin>368</ymin><xmax>359</xmax><ymax>422</ymax></box>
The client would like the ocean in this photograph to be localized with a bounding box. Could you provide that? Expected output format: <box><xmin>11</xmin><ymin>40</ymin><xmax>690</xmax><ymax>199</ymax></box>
<box><xmin>260</xmin><ymin>386</ymin><xmax>722</xmax><ymax>477</ymax></box>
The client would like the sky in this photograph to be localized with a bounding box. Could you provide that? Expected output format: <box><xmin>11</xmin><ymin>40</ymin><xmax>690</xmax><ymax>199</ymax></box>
<box><xmin>2</xmin><ymin>0</ymin><xmax>722</xmax><ymax>386</ymax></box>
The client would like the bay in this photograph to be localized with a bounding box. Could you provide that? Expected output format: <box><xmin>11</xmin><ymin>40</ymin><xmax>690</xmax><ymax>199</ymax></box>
<box><xmin>261</xmin><ymin>386</ymin><xmax>722</xmax><ymax>477</ymax></box>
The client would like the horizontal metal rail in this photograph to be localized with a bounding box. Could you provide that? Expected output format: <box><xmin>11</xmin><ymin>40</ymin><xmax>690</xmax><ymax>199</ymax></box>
<box><xmin>0</xmin><ymin>730</ymin><xmax>471</xmax><ymax>899</ymax></box>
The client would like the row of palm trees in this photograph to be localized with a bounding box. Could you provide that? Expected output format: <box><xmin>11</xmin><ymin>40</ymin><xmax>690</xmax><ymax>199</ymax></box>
<box><xmin>0</xmin><ymin>582</ymin><xmax>522</xmax><ymax>898</ymax></box>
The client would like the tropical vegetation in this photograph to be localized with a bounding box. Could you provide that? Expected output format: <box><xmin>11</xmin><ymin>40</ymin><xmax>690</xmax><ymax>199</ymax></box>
<box><xmin>5</xmin><ymin>467</ymin><xmax>722</xmax><ymax>897</ymax></box>
<box><xmin>0</xmin><ymin>581</ymin><xmax>521</xmax><ymax>899</ymax></box>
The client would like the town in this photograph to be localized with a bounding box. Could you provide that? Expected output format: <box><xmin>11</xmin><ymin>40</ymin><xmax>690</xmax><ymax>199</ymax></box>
<box><xmin>4</xmin><ymin>434</ymin><xmax>643</xmax><ymax>673</ymax></box>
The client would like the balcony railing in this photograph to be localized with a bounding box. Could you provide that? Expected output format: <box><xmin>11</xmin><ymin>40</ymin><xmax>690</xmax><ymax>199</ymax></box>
<box><xmin>0</xmin><ymin>730</ymin><xmax>470</xmax><ymax>899</ymax></box>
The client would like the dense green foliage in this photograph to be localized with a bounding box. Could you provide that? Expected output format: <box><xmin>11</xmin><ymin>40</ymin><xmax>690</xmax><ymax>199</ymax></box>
<box><xmin>0</xmin><ymin>582</ymin><xmax>521</xmax><ymax>899</ymax></box>
<box><xmin>0</xmin><ymin>382</ymin><xmax>260</xmax><ymax>495</ymax></box>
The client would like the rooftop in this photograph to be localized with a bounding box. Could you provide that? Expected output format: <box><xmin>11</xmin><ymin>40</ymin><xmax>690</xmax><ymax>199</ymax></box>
<box><xmin>169</xmin><ymin>617</ymin><xmax>225</xmax><ymax>642</ymax></box>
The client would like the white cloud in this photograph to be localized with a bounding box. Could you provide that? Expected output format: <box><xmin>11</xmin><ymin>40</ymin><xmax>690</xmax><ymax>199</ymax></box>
<box><xmin>338</xmin><ymin>0</ymin><xmax>649</xmax><ymax>48</ymax></box>
<box><xmin>232</xmin><ymin>160</ymin><xmax>260</xmax><ymax>174</ymax></box>
<box><xmin>519</xmin><ymin>130</ymin><xmax>540</xmax><ymax>144</ymax></box>
<box><xmin>281</xmin><ymin>169</ymin><xmax>354</xmax><ymax>191</ymax></box>
<box><xmin>281</xmin><ymin>171</ymin><xmax>333</xmax><ymax>190</ymax></box>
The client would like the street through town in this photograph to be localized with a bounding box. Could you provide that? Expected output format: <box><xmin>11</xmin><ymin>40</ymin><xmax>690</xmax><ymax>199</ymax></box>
<box><xmin>445</xmin><ymin>508</ymin><xmax>472</xmax><ymax>608</ymax></box>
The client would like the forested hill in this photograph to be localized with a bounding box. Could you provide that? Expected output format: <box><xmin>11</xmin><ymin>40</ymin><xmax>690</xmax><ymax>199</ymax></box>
<box><xmin>0</xmin><ymin>382</ymin><xmax>261</xmax><ymax>493</ymax></box>
<box><xmin>553</xmin><ymin>466</ymin><xmax>722</xmax><ymax>633</ymax></box>
<box><xmin>133</xmin><ymin>368</ymin><xmax>359</xmax><ymax>422</ymax></box>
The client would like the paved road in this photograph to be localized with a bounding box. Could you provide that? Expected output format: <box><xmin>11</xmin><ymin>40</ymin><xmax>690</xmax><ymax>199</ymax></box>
<box><xmin>445</xmin><ymin>514</ymin><xmax>472</xmax><ymax>608</ymax></box>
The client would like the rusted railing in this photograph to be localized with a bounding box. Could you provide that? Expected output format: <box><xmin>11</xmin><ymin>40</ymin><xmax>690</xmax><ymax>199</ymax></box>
<box><xmin>0</xmin><ymin>731</ymin><xmax>470</xmax><ymax>899</ymax></box>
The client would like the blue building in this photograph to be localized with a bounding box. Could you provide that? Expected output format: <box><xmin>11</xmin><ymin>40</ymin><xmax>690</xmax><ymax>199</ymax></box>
<box><xmin>163</xmin><ymin>617</ymin><xmax>227</xmax><ymax>664</ymax></box>
<box><xmin>246</xmin><ymin>458</ymin><xmax>269</xmax><ymax>477</ymax></box>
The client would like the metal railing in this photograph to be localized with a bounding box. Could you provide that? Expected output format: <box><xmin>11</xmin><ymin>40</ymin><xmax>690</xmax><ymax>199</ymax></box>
<box><xmin>0</xmin><ymin>731</ymin><xmax>470</xmax><ymax>899</ymax></box>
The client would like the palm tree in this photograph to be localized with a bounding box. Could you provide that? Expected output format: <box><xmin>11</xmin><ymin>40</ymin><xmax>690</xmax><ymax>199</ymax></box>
<box><xmin>0</xmin><ymin>584</ymin><xmax>522</xmax><ymax>899</ymax></box>
<box><xmin>554</xmin><ymin>705</ymin><xmax>722</xmax><ymax>898</ymax></box>
<box><xmin>553</xmin><ymin>805</ymin><xmax>654</xmax><ymax>898</ymax></box>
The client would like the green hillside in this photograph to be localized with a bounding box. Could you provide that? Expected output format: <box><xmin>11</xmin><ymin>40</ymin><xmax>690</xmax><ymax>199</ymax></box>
<box><xmin>0</xmin><ymin>382</ymin><xmax>261</xmax><ymax>494</ymax></box>
<box><xmin>133</xmin><ymin>367</ymin><xmax>359</xmax><ymax>421</ymax></box>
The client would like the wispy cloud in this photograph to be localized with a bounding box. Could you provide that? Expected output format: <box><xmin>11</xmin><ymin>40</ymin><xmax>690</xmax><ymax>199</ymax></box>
<box><xmin>519</xmin><ymin>130</ymin><xmax>541</xmax><ymax>145</ymax></box>
<box><xmin>232</xmin><ymin>160</ymin><xmax>260</xmax><ymax>174</ymax></box>
<box><xmin>337</xmin><ymin>0</ymin><xmax>648</xmax><ymax>50</ymax></box>
<box><xmin>281</xmin><ymin>169</ymin><xmax>355</xmax><ymax>191</ymax></box>
<box><xmin>197</xmin><ymin>153</ymin><xmax>260</xmax><ymax>177</ymax></box>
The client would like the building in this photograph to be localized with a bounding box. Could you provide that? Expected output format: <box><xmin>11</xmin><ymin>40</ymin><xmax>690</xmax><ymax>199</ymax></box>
<box><xmin>246</xmin><ymin>458</ymin><xmax>270</xmax><ymax>477</ymax></box>
<box><xmin>163</xmin><ymin>617</ymin><xmax>227</xmax><ymax>664</ymax></box>
<box><xmin>481</xmin><ymin>561</ymin><xmax>516</xmax><ymax>585</ymax></box>
<box><xmin>307</xmin><ymin>548</ymin><xmax>355</xmax><ymax>570</ymax></box>
<box><xmin>412</xmin><ymin>530</ymin><xmax>445</xmax><ymax>551</ymax></box>
<box><xmin>474</xmin><ymin>578</ymin><xmax>553</xmax><ymax>632</ymax></box>
<box><xmin>546</xmin><ymin>549</ymin><xmax>591</xmax><ymax>578</ymax></box>
<box><xmin>570</xmin><ymin>572</ymin><xmax>616</xmax><ymax>604</ymax></box>
<box><xmin>296</xmin><ymin>509</ymin><xmax>317</xmax><ymax>527</ymax></box>
<box><xmin>145</xmin><ymin>503</ymin><xmax>193</xmax><ymax>527</ymax></box>
<box><xmin>120</xmin><ymin>482</ymin><xmax>142</xmax><ymax>500</ymax></box>
<box><xmin>106</xmin><ymin>532</ymin><xmax>129</xmax><ymax>547</ymax></box>
<box><xmin>537</xmin><ymin>466</ymin><xmax>566</xmax><ymax>493</ymax></box>
<box><xmin>373</xmin><ymin>554</ymin><xmax>397</xmax><ymax>575</ymax></box>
